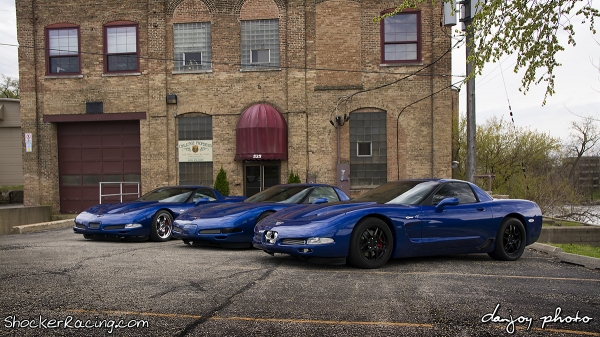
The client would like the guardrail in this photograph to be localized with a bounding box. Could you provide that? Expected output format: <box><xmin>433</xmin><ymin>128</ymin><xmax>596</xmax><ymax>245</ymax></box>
<box><xmin>99</xmin><ymin>182</ymin><xmax>140</xmax><ymax>204</ymax></box>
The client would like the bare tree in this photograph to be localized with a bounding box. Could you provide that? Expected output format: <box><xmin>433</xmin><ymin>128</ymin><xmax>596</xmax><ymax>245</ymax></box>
<box><xmin>565</xmin><ymin>116</ymin><xmax>600</xmax><ymax>181</ymax></box>
<box><xmin>0</xmin><ymin>75</ymin><xmax>19</xmax><ymax>99</ymax></box>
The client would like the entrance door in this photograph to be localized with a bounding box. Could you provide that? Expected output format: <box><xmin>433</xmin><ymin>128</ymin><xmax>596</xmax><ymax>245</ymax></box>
<box><xmin>244</xmin><ymin>162</ymin><xmax>280</xmax><ymax>197</ymax></box>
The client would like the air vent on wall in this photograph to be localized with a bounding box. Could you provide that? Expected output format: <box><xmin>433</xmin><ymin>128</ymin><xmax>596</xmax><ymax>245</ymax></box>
<box><xmin>86</xmin><ymin>102</ymin><xmax>103</xmax><ymax>114</ymax></box>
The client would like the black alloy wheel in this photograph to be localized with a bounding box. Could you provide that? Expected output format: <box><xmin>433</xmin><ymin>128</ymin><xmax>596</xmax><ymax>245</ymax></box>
<box><xmin>348</xmin><ymin>218</ymin><xmax>393</xmax><ymax>269</ymax></box>
<box><xmin>488</xmin><ymin>218</ymin><xmax>526</xmax><ymax>261</ymax></box>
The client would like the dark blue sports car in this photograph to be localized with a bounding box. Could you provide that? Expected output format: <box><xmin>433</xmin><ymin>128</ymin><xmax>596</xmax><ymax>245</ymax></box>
<box><xmin>73</xmin><ymin>186</ymin><xmax>245</xmax><ymax>241</ymax></box>
<box><xmin>172</xmin><ymin>184</ymin><xmax>350</xmax><ymax>248</ymax></box>
<box><xmin>253</xmin><ymin>179</ymin><xmax>543</xmax><ymax>268</ymax></box>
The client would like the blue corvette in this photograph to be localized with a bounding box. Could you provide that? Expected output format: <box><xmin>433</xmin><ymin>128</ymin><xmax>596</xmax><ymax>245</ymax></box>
<box><xmin>172</xmin><ymin>184</ymin><xmax>350</xmax><ymax>248</ymax></box>
<box><xmin>73</xmin><ymin>186</ymin><xmax>245</xmax><ymax>241</ymax></box>
<box><xmin>253</xmin><ymin>179</ymin><xmax>543</xmax><ymax>269</ymax></box>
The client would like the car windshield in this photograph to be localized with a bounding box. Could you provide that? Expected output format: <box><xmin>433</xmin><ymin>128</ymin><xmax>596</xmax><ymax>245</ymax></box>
<box><xmin>353</xmin><ymin>181</ymin><xmax>440</xmax><ymax>205</ymax></box>
<box><xmin>244</xmin><ymin>186</ymin><xmax>313</xmax><ymax>204</ymax></box>
<box><xmin>137</xmin><ymin>187</ymin><xmax>195</xmax><ymax>203</ymax></box>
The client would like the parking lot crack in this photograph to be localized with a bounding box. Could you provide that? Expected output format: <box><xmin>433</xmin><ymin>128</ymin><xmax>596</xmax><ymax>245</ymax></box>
<box><xmin>175</xmin><ymin>265</ymin><xmax>279</xmax><ymax>336</ymax></box>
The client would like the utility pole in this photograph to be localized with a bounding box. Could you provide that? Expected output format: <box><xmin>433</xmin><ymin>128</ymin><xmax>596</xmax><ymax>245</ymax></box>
<box><xmin>445</xmin><ymin>0</ymin><xmax>479</xmax><ymax>182</ymax></box>
<box><xmin>464</xmin><ymin>12</ymin><xmax>476</xmax><ymax>183</ymax></box>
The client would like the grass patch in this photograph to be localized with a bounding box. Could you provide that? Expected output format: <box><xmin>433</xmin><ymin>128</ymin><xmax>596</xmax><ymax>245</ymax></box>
<box><xmin>546</xmin><ymin>243</ymin><xmax>600</xmax><ymax>259</ymax></box>
<box><xmin>542</xmin><ymin>218</ymin><xmax>584</xmax><ymax>227</ymax></box>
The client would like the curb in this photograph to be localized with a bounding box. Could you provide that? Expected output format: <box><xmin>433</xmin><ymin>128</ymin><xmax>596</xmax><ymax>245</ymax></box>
<box><xmin>530</xmin><ymin>243</ymin><xmax>600</xmax><ymax>270</ymax></box>
<box><xmin>11</xmin><ymin>219</ymin><xmax>74</xmax><ymax>234</ymax></box>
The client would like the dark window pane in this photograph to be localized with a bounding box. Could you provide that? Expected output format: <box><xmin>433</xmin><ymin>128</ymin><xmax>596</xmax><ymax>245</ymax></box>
<box><xmin>82</xmin><ymin>174</ymin><xmax>101</xmax><ymax>186</ymax></box>
<box><xmin>184</xmin><ymin>52</ymin><xmax>202</xmax><ymax>65</ymax></box>
<box><xmin>124</xmin><ymin>174</ymin><xmax>141</xmax><ymax>182</ymax></box>
<box><xmin>50</xmin><ymin>56</ymin><xmax>79</xmax><ymax>73</ymax></box>
<box><xmin>107</xmin><ymin>54</ymin><xmax>137</xmax><ymax>71</ymax></box>
<box><xmin>357</xmin><ymin>142</ymin><xmax>372</xmax><ymax>156</ymax></box>
<box><xmin>62</xmin><ymin>175</ymin><xmax>81</xmax><ymax>186</ymax></box>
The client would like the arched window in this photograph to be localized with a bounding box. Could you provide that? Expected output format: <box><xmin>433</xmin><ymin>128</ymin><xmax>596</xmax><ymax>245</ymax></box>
<box><xmin>350</xmin><ymin>110</ymin><xmax>388</xmax><ymax>187</ymax></box>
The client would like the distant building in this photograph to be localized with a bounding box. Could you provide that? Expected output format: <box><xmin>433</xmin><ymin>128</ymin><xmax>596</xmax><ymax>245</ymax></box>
<box><xmin>0</xmin><ymin>98</ymin><xmax>24</xmax><ymax>186</ymax></box>
<box><xmin>570</xmin><ymin>156</ymin><xmax>600</xmax><ymax>192</ymax></box>
<box><xmin>17</xmin><ymin>0</ymin><xmax>456</xmax><ymax>213</ymax></box>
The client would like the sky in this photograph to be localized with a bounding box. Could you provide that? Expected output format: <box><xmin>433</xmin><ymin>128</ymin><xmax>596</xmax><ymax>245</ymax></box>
<box><xmin>0</xmin><ymin>0</ymin><xmax>598</xmax><ymax>142</ymax></box>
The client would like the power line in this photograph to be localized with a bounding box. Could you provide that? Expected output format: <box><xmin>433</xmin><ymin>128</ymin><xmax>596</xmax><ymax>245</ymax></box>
<box><xmin>0</xmin><ymin>42</ymin><xmax>466</xmax><ymax>79</ymax></box>
<box><xmin>330</xmin><ymin>37</ymin><xmax>465</xmax><ymax>123</ymax></box>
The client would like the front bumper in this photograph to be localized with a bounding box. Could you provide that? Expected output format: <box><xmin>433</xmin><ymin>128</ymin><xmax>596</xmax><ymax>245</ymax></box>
<box><xmin>73</xmin><ymin>216</ymin><xmax>149</xmax><ymax>237</ymax></box>
<box><xmin>252</xmin><ymin>230</ymin><xmax>346</xmax><ymax>258</ymax></box>
<box><xmin>172</xmin><ymin>222</ymin><xmax>252</xmax><ymax>243</ymax></box>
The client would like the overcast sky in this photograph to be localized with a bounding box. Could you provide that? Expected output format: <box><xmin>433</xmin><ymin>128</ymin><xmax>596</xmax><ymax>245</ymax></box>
<box><xmin>0</xmin><ymin>0</ymin><xmax>598</xmax><ymax>142</ymax></box>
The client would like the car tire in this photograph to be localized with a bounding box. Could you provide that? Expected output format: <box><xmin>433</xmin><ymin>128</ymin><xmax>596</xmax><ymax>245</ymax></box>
<box><xmin>256</xmin><ymin>211</ymin><xmax>274</xmax><ymax>224</ymax></box>
<box><xmin>150</xmin><ymin>210</ymin><xmax>173</xmax><ymax>242</ymax></box>
<box><xmin>348</xmin><ymin>218</ymin><xmax>393</xmax><ymax>269</ymax></box>
<box><xmin>488</xmin><ymin>218</ymin><xmax>526</xmax><ymax>261</ymax></box>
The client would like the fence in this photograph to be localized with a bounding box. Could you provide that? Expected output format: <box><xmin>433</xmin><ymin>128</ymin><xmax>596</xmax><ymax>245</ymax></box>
<box><xmin>99</xmin><ymin>182</ymin><xmax>140</xmax><ymax>204</ymax></box>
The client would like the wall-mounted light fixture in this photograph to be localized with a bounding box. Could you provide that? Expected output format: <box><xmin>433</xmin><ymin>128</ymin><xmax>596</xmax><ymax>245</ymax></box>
<box><xmin>166</xmin><ymin>94</ymin><xmax>178</xmax><ymax>104</ymax></box>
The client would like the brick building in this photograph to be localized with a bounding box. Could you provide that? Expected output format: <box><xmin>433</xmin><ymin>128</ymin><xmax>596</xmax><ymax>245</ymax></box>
<box><xmin>17</xmin><ymin>0</ymin><xmax>455</xmax><ymax>214</ymax></box>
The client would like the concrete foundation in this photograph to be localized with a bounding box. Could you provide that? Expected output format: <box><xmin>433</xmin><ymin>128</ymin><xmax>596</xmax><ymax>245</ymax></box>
<box><xmin>0</xmin><ymin>205</ymin><xmax>51</xmax><ymax>235</ymax></box>
<box><xmin>538</xmin><ymin>226</ymin><xmax>600</xmax><ymax>247</ymax></box>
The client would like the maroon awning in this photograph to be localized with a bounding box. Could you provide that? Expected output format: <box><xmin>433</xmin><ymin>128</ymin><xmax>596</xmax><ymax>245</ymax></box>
<box><xmin>235</xmin><ymin>103</ymin><xmax>287</xmax><ymax>161</ymax></box>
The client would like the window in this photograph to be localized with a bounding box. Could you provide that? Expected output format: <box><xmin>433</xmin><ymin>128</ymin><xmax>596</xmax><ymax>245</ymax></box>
<box><xmin>241</xmin><ymin>19</ymin><xmax>279</xmax><ymax>69</ymax></box>
<box><xmin>46</xmin><ymin>24</ymin><xmax>80</xmax><ymax>74</ymax></box>
<box><xmin>380</xmin><ymin>10</ymin><xmax>421</xmax><ymax>63</ymax></box>
<box><xmin>104</xmin><ymin>22</ymin><xmax>139</xmax><ymax>73</ymax></box>
<box><xmin>178</xmin><ymin>114</ymin><xmax>213</xmax><ymax>186</ymax></box>
<box><xmin>350</xmin><ymin>111</ymin><xmax>387</xmax><ymax>187</ymax></box>
<box><xmin>173</xmin><ymin>22</ymin><xmax>212</xmax><ymax>72</ymax></box>
<box><xmin>306</xmin><ymin>187</ymin><xmax>341</xmax><ymax>204</ymax></box>
<box><xmin>357</xmin><ymin>142</ymin><xmax>372</xmax><ymax>157</ymax></box>
<box><xmin>431</xmin><ymin>182</ymin><xmax>478</xmax><ymax>205</ymax></box>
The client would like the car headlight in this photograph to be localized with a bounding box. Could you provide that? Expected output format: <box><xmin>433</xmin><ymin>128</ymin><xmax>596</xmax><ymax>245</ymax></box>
<box><xmin>306</xmin><ymin>237</ymin><xmax>334</xmax><ymax>245</ymax></box>
<box><xmin>125</xmin><ymin>223</ymin><xmax>143</xmax><ymax>228</ymax></box>
<box><xmin>265</xmin><ymin>230</ymin><xmax>278</xmax><ymax>244</ymax></box>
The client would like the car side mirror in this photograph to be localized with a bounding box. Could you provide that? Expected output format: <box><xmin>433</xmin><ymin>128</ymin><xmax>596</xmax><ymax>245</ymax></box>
<box><xmin>313</xmin><ymin>197</ymin><xmax>328</xmax><ymax>205</ymax></box>
<box><xmin>194</xmin><ymin>197</ymin><xmax>210</xmax><ymax>205</ymax></box>
<box><xmin>436</xmin><ymin>197</ymin><xmax>459</xmax><ymax>210</ymax></box>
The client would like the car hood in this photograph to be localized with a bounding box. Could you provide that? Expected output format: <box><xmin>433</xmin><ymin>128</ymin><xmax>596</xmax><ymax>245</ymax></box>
<box><xmin>84</xmin><ymin>201</ymin><xmax>166</xmax><ymax>215</ymax></box>
<box><xmin>268</xmin><ymin>201</ymin><xmax>379</xmax><ymax>222</ymax></box>
<box><xmin>179</xmin><ymin>202</ymin><xmax>267</xmax><ymax>219</ymax></box>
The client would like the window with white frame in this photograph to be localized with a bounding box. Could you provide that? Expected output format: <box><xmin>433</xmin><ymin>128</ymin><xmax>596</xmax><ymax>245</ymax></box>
<box><xmin>350</xmin><ymin>111</ymin><xmax>387</xmax><ymax>187</ymax></box>
<box><xmin>105</xmin><ymin>23</ymin><xmax>138</xmax><ymax>73</ymax></box>
<box><xmin>174</xmin><ymin>22</ymin><xmax>212</xmax><ymax>72</ymax></box>
<box><xmin>46</xmin><ymin>25</ymin><xmax>80</xmax><ymax>74</ymax></box>
<box><xmin>241</xmin><ymin>19</ymin><xmax>279</xmax><ymax>69</ymax></box>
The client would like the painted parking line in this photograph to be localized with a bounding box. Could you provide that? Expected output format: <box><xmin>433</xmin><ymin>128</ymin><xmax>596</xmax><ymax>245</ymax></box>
<box><xmin>294</xmin><ymin>269</ymin><xmax>600</xmax><ymax>283</ymax></box>
<box><xmin>63</xmin><ymin>309</ymin><xmax>600</xmax><ymax>336</ymax></box>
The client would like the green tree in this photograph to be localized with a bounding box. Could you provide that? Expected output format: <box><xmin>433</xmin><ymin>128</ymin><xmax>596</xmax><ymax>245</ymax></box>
<box><xmin>214</xmin><ymin>166</ymin><xmax>230</xmax><ymax>196</ymax></box>
<box><xmin>287</xmin><ymin>169</ymin><xmax>301</xmax><ymax>184</ymax></box>
<box><xmin>0</xmin><ymin>75</ymin><xmax>19</xmax><ymax>99</ymax></box>
<box><xmin>454</xmin><ymin>116</ymin><xmax>566</xmax><ymax>212</ymax></box>
<box><xmin>376</xmin><ymin>0</ymin><xmax>599</xmax><ymax>104</ymax></box>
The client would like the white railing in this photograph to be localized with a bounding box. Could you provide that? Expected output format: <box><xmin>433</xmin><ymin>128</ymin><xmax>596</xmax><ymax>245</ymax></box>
<box><xmin>99</xmin><ymin>182</ymin><xmax>141</xmax><ymax>204</ymax></box>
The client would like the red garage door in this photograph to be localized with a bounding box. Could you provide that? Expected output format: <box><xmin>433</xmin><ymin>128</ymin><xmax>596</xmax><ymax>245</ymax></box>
<box><xmin>57</xmin><ymin>121</ymin><xmax>141</xmax><ymax>213</ymax></box>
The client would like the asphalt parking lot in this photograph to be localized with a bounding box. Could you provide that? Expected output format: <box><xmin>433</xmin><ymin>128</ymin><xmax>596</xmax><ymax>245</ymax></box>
<box><xmin>0</xmin><ymin>228</ymin><xmax>598</xmax><ymax>336</ymax></box>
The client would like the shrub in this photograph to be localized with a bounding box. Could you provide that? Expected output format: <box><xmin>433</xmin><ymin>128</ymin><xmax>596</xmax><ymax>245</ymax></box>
<box><xmin>287</xmin><ymin>169</ymin><xmax>301</xmax><ymax>184</ymax></box>
<box><xmin>214</xmin><ymin>166</ymin><xmax>230</xmax><ymax>196</ymax></box>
